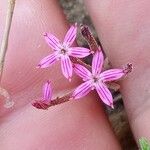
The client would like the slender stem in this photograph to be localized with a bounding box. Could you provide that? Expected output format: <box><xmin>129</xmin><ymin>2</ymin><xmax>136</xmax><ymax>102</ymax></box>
<box><xmin>0</xmin><ymin>0</ymin><xmax>16</xmax><ymax>108</ymax></box>
<box><xmin>80</xmin><ymin>24</ymin><xmax>100</xmax><ymax>52</ymax></box>
<box><xmin>70</xmin><ymin>56</ymin><xmax>91</xmax><ymax>70</ymax></box>
<box><xmin>0</xmin><ymin>0</ymin><xmax>16</xmax><ymax>80</ymax></box>
<box><xmin>32</xmin><ymin>94</ymin><xmax>71</xmax><ymax>110</ymax></box>
<box><xmin>70</xmin><ymin>25</ymin><xmax>100</xmax><ymax>69</ymax></box>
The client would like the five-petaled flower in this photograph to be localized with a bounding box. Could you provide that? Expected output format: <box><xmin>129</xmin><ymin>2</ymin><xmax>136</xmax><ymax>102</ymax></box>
<box><xmin>72</xmin><ymin>50</ymin><xmax>132</xmax><ymax>108</ymax></box>
<box><xmin>32</xmin><ymin>81</ymin><xmax>52</xmax><ymax>109</ymax></box>
<box><xmin>38</xmin><ymin>23</ymin><xmax>91</xmax><ymax>81</ymax></box>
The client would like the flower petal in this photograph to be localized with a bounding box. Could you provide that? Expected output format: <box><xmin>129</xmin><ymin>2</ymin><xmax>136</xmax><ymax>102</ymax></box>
<box><xmin>63</xmin><ymin>23</ymin><xmax>77</xmax><ymax>46</ymax></box>
<box><xmin>61</xmin><ymin>56</ymin><xmax>73</xmax><ymax>80</ymax></box>
<box><xmin>43</xmin><ymin>81</ymin><xmax>52</xmax><ymax>102</ymax></box>
<box><xmin>73</xmin><ymin>63</ymin><xmax>91</xmax><ymax>80</ymax></box>
<box><xmin>70</xmin><ymin>47</ymin><xmax>91</xmax><ymax>58</ymax></box>
<box><xmin>72</xmin><ymin>81</ymin><xmax>92</xmax><ymax>99</ymax></box>
<box><xmin>95</xmin><ymin>82</ymin><xmax>113</xmax><ymax>108</ymax></box>
<box><xmin>38</xmin><ymin>53</ymin><xmax>57</xmax><ymax>68</ymax></box>
<box><xmin>92</xmin><ymin>51</ymin><xmax>104</xmax><ymax>75</ymax></box>
<box><xmin>44</xmin><ymin>33</ymin><xmax>61</xmax><ymax>50</ymax></box>
<box><xmin>100</xmin><ymin>69</ymin><xmax>125</xmax><ymax>82</ymax></box>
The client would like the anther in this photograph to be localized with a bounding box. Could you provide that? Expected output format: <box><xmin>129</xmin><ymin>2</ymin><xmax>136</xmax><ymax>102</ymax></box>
<box><xmin>123</xmin><ymin>63</ymin><xmax>133</xmax><ymax>74</ymax></box>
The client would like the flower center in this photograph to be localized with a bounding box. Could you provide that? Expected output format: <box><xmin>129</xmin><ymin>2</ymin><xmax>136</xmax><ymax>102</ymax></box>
<box><xmin>93</xmin><ymin>76</ymin><xmax>99</xmax><ymax>83</ymax></box>
<box><xmin>61</xmin><ymin>49</ymin><xmax>67</xmax><ymax>55</ymax></box>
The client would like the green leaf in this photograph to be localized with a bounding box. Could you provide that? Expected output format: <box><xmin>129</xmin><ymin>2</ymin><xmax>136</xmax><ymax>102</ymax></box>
<box><xmin>139</xmin><ymin>138</ymin><xmax>150</xmax><ymax>150</ymax></box>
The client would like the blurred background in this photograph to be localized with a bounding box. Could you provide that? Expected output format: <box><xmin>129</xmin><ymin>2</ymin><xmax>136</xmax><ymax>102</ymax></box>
<box><xmin>59</xmin><ymin>0</ymin><xmax>137</xmax><ymax>149</ymax></box>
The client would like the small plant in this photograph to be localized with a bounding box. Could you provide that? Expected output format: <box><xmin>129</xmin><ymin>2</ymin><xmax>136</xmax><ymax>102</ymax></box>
<box><xmin>139</xmin><ymin>138</ymin><xmax>150</xmax><ymax>150</ymax></box>
<box><xmin>32</xmin><ymin>24</ymin><xmax>132</xmax><ymax>110</ymax></box>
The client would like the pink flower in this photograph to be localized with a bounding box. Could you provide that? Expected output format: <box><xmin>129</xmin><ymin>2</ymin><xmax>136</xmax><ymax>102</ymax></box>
<box><xmin>42</xmin><ymin>80</ymin><xmax>52</xmax><ymax>103</ymax></box>
<box><xmin>72</xmin><ymin>51</ymin><xmax>132</xmax><ymax>108</ymax></box>
<box><xmin>38</xmin><ymin>23</ymin><xmax>91</xmax><ymax>81</ymax></box>
<box><xmin>32</xmin><ymin>81</ymin><xmax>52</xmax><ymax>109</ymax></box>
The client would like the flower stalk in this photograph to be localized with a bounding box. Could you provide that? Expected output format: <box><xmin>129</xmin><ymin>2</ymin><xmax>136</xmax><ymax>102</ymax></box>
<box><xmin>80</xmin><ymin>24</ymin><xmax>100</xmax><ymax>52</ymax></box>
<box><xmin>32</xmin><ymin>94</ymin><xmax>71</xmax><ymax>110</ymax></box>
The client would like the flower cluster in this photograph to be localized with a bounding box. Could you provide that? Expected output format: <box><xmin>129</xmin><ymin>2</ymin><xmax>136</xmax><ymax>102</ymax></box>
<box><xmin>32</xmin><ymin>24</ymin><xmax>132</xmax><ymax>109</ymax></box>
<box><xmin>37</xmin><ymin>23</ymin><xmax>91</xmax><ymax>81</ymax></box>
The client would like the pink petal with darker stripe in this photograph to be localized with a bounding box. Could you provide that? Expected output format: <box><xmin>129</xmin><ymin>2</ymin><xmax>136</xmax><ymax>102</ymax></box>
<box><xmin>70</xmin><ymin>47</ymin><xmax>91</xmax><ymax>58</ymax></box>
<box><xmin>38</xmin><ymin>53</ymin><xmax>57</xmax><ymax>68</ymax></box>
<box><xmin>63</xmin><ymin>23</ymin><xmax>77</xmax><ymax>46</ymax></box>
<box><xmin>100</xmin><ymin>69</ymin><xmax>124</xmax><ymax>82</ymax></box>
<box><xmin>72</xmin><ymin>81</ymin><xmax>92</xmax><ymax>99</ymax></box>
<box><xmin>44</xmin><ymin>33</ymin><xmax>61</xmax><ymax>50</ymax></box>
<box><xmin>61</xmin><ymin>56</ymin><xmax>73</xmax><ymax>81</ymax></box>
<box><xmin>95</xmin><ymin>82</ymin><xmax>114</xmax><ymax>108</ymax></box>
<box><xmin>43</xmin><ymin>81</ymin><xmax>52</xmax><ymax>102</ymax></box>
<box><xmin>92</xmin><ymin>51</ymin><xmax>104</xmax><ymax>75</ymax></box>
<box><xmin>73</xmin><ymin>64</ymin><xmax>91</xmax><ymax>80</ymax></box>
